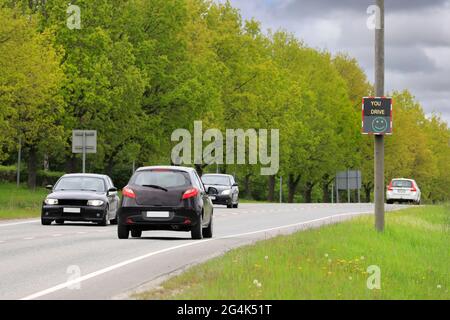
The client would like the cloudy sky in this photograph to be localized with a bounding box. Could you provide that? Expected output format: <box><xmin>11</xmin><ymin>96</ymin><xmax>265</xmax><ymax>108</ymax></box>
<box><xmin>221</xmin><ymin>0</ymin><xmax>450</xmax><ymax>125</ymax></box>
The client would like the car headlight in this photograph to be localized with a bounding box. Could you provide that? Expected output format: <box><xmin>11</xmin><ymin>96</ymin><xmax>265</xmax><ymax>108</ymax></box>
<box><xmin>87</xmin><ymin>200</ymin><xmax>105</xmax><ymax>206</ymax></box>
<box><xmin>221</xmin><ymin>189</ymin><xmax>231</xmax><ymax>195</ymax></box>
<box><xmin>44</xmin><ymin>198</ymin><xmax>58</xmax><ymax>205</ymax></box>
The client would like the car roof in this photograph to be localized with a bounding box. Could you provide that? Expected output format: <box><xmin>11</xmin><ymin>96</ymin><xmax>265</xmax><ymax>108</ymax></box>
<box><xmin>391</xmin><ymin>178</ymin><xmax>415</xmax><ymax>181</ymax></box>
<box><xmin>201</xmin><ymin>173</ymin><xmax>233</xmax><ymax>177</ymax></box>
<box><xmin>62</xmin><ymin>173</ymin><xmax>109</xmax><ymax>179</ymax></box>
<box><xmin>136</xmin><ymin>166</ymin><xmax>196</xmax><ymax>173</ymax></box>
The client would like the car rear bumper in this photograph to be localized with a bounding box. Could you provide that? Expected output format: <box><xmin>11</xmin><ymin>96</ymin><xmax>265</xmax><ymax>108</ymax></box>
<box><xmin>118</xmin><ymin>206</ymin><xmax>200</xmax><ymax>231</ymax></box>
<box><xmin>41</xmin><ymin>205</ymin><xmax>106</xmax><ymax>221</ymax></box>
<box><xmin>386</xmin><ymin>192</ymin><xmax>418</xmax><ymax>201</ymax></box>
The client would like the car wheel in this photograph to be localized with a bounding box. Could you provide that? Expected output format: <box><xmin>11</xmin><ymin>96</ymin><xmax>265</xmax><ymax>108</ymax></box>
<box><xmin>191</xmin><ymin>214</ymin><xmax>203</xmax><ymax>240</ymax></box>
<box><xmin>55</xmin><ymin>219</ymin><xmax>64</xmax><ymax>224</ymax></box>
<box><xmin>41</xmin><ymin>218</ymin><xmax>52</xmax><ymax>225</ymax></box>
<box><xmin>118</xmin><ymin>224</ymin><xmax>129</xmax><ymax>239</ymax></box>
<box><xmin>131</xmin><ymin>229</ymin><xmax>142</xmax><ymax>238</ymax></box>
<box><xmin>202</xmin><ymin>214</ymin><xmax>213</xmax><ymax>238</ymax></box>
<box><xmin>227</xmin><ymin>203</ymin><xmax>233</xmax><ymax>208</ymax></box>
<box><xmin>110</xmin><ymin>212</ymin><xmax>118</xmax><ymax>225</ymax></box>
<box><xmin>233</xmin><ymin>202</ymin><xmax>238</xmax><ymax>208</ymax></box>
<box><xmin>98</xmin><ymin>207</ymin><xmax>110</xmax><ymax>226</ymax></box>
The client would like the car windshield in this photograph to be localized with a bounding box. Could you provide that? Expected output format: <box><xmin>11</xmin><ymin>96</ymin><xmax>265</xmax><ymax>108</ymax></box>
<box><xmin>54</xmin><ymin>177</ymin><xmax>105</xmax><ymax>192</ymax></box>
<box><xmin>132</xmin><ymin>170</ymin><xmax>190</xmax><ymax>189</ymax></box>
<box><xmin>201</xmin><ymin>175</ymin><xmax>231</xmax><ymax>186</ymax></box>
<box><xmin>392</xmin><ymin>180</ymin><xmax>413</xmax><ymax>188</ymax></box>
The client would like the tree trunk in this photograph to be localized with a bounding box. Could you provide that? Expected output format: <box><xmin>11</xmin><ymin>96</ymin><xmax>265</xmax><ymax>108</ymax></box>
<box><xmin>243</xmin><ymin>173</ymin><xmax>252</xmax><ymax>198</ymax></box>
<box><xmin>27</xmin><ymin>147</ymin><xmax>37</xmax><ymax>189</ymax></box>
<box><xmin>321</xmin><ymin>175</ymin><xmax>332</xmax><ymax>203</ymax></box>
<box><xmin>287</xmin><ymin>174</ymin><xmax>300</xmax><ymax>203</ymax></box>
<box><xmin>304</xmin><ymin>182</ymin><xmax>315</xmax><ymax>203</ymax></box>
<box><xmin>364</xmin><ymin>183</ymin><xmax>372</xmax><ymax>202</ymax></box>
<box><xmin>65</xmin><ymin>155</ymin><xmax>77</xmax><ymax>173</ymax></box>
<box><xmin>194</xmin><ymin>164</ymin><xmax>204</xmax><ymax>177</ymax></box>
<box><xmin>267</xmin><ymin>175</ymin><xmax>276</xmax><ymax>202</ymax></box>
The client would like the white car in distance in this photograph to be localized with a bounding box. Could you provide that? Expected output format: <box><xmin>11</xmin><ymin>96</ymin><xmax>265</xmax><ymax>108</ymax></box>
<box><xmin>386</xmin><ymin>178</ymin><xmax>421</xmax><ymax>205</ymax></box>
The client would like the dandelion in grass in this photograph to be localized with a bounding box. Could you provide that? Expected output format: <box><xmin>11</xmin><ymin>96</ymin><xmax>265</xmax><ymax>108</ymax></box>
<box><xmin>349</xmin><ymin>276</ymin><xmax>353</xmax><ymax>280</ymax></box>
<box><xmin>253</xmin><ymin>279</ymin><xmax>258</xmax><ymax>285</ymax></box>
<box><xmin>437</xmin><ymin>285</ymin><xmax>442</xmax><ymax>289</ymax></box>
<box><xmin>256</xmin><ymin>282</ymin><xmax>262</xmax><ymax>288</ymax></box>
<box><xmin>264</xmin><ymin>256</ymin><xmax>269</xmax><ymax>260</ymax></box>
<box><xmin>360</xmin><ymin>256</ymin><xmax>365</xmax><ymax>260</ymax></box>
<box><xmin>324</xmin><ymin>253</ymin><xmax>329</xmax><ymax>258</ymax></box>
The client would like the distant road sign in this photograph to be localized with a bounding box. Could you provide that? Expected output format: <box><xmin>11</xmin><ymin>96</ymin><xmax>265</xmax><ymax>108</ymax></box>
<box><xmin>72</xmin><ymin>130</ymin><xmax>97</xmax><ymax>173</ymax></box>
<box><xmin>362</xmin><ymin>97</ymin><xmax>392</xmax><ymax>135</ymax></box>
<box><xmin>72</xmin><ymin>130</ymin><xmax>97</xmax><ymax>154</ymax></box>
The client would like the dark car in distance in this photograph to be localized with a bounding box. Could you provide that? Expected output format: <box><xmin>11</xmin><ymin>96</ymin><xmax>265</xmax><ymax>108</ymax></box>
<box><xmin>41</xmin><ymin>174</ymin><xmax>119</xmax><ymax>226</ymax></box>
<box><xmin>201</xmin><ymin>174</ymin><xmax>239</xmax><ymax>208</ymax></box>
<box><xmin>117</xmin><ymin>166</ymin><xmax>214</xmax><ymax>240</ymax></box>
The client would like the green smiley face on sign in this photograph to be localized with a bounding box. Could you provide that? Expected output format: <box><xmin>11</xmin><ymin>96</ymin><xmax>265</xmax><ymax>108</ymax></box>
<box><xmin>372</xmin><ymin>117</ymin><xmax>388</xmax><ymax>133</ymax></box>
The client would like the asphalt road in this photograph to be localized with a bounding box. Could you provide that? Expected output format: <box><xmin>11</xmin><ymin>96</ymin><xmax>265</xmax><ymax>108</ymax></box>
<box><xmin>0</xmin><ymin>203</ymin><xmax>408</xmax><ymax>300</ymax></box>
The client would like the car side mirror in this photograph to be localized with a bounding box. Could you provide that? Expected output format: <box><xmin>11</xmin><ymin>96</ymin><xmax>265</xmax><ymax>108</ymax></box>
<box><xmin>45</xmin><ymin>185</ymin><xmax>53</xmax><ymax>191</ymax></box>
<box><xmin>108</xmin><ymin>187</ymin><xmax>118</xmax><ymax>195</ymax></box>
<box><xmin>207</xmin><ymin>187</ymin><xmax>217</xmax><ymax>195</ymax></box>
<box><xmin>232</xmin><ymin>183</ymin><xmax>238</xmax><ymax>187</ymax></box>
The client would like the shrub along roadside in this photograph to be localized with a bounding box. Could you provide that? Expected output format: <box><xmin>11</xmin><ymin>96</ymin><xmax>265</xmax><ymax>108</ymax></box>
<box><xmin>0</xmin><ymin>165</ymin><xmax>64</xmax><ymax>187</ymax></box>
<box><xmin>135</xmin><ymin>205</ymin><xmax>449</xmax><ymax>300</ymax></box>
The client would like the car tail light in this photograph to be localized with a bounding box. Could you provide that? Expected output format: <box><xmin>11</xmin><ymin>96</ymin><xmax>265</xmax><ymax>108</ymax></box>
<box><xmin>410</xmin><ymin>184</ymin><xmax>417</xmax><ymax>192</ymax></box>
<box><xmin>182</xmin><ymin>188</ymin><xmax>198</xmax><ymax>200</ymax></box>
<box><xmin>387</xmin><ymin>181</ymin><xmax>393</xmax><ymax>191</ymax></box>
<box><xmin>122</xmin><ymin>186</ymin><xmax>136</xmax><ymax>199</ymax></box>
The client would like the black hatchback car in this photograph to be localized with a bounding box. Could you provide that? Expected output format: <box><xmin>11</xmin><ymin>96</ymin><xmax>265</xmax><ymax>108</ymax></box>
<box><xmin>117</xmin><ymin>166</ymin><xmax>214</xmax><ymax>240</ymax></box>
<box><xmin>41</xmin><ymin>174</ymin><xmax>119</xmax><ymax>226</ymax></box>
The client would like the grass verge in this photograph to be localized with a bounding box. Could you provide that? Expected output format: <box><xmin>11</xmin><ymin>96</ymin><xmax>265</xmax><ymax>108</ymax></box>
<box><xmin>136</xmin><ymin>205</ymin><xmax>449</xmax><ymax>300</ymax></box>
<box><xmin>0</xmin><ymin>183</ymin><xmax>47</xmax><ymax>220</ymax></box>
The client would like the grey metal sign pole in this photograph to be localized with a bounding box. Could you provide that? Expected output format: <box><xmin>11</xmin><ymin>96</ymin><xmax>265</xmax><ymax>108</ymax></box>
<box><xmin>374</xmin><ymin>0</ymin><xmax>385</xmax><ymax>231</ymax></box>
<box><xmin>16</xmin><ymin>136</ymin><xmax>21</xmax><ymax>187</ymax></box>
<box><xmin>279</xmin><ymin>176</ymin><xmax>283</xmax><ymax>203</ymax></box>
<box><xmin>82</xmin><ymin>131</ymin><xmax>86</xmax><ymax>173</ymax></box>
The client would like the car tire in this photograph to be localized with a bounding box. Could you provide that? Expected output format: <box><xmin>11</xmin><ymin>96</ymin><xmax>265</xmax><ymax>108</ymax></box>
<box><xmin>233</xmin><ymin>203</ymin><xmax>238</xmax><ymax>208</ymax></box>
<box><xmin>110</xmin><ymin>213</ymin><xmax>118</xmax><ymax>225</ymax></box>
<box><xmin>227</xmin><ymin>203</ymin><xmax>233</xmax><ymax>208</ymax></box>
<box><xmin>55</xmin><ymin>219</ymin><xmax>64</xmax><ymax>224</ymax></box>
<box><xmin>118</xmin><ymin>224</ymin><xmax>129</xmax><ymax>239</ymax></box>
<box><xmin>131</xmin><ymin>229</ymin><xmax>142</xmax><ymax>238</ymax></box>
<box><xmin>41</xmin><ymin>218</ymin><xmax>52</xmax><ymax>225</ymax></box>
<box><xmin>191</xmin><ymin>214</ymin><xmax>203</xmax><ymax>240</ymax></box>
<box><xmin>98</xmin><ymin>207</ymin><xmax>110</xmax><ymax>226</ymax></box>
<box><xmin>202</xmin><ymin>214</ymin><xmax>213</xmax><ymax>238</ymax></box>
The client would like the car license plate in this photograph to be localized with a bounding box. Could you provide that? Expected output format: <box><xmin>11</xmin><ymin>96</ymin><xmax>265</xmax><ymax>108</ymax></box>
<box><xmin>209</xmin><ymin>196</ymin><xmax>216</xmax><ymax>200</ymax></box>
<box><xmin>397</xmin><ymin>189</ymin><xmax>406</xmax><ymax>193</ymax></box>
<box><xmin>63</xmin><ymin>207</ymin><xmax>81</xmax><ymax>213</ymax></box>
<box><xmin>145</xmin><ymin>211</ymin><xmax>170</xmax><ymax>218</ymax></box>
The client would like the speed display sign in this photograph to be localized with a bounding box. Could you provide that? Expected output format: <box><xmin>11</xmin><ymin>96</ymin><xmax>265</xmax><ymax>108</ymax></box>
<box><xmin>362</xmin><ymin>97</ymin><xmax>393</xmax><ymax>135</ymax></box>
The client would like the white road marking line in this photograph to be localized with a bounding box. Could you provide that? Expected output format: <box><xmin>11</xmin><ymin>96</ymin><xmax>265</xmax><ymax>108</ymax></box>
<box><xmin>23</xmin><ymin>237</ymin><xmax>35</xmax><ymax>240</ymax></box>
<box><xmin>52</xmin><ymin>234</ymin><xmax>62</xmax><ymax>237</ymax></box>
<box><xmin>0</xmin><ymin>219</ymin><xmax>39</xmax><ymax>227</ymax></box>
<box><xmin>77</xmin><ymin>232</ymin><xmax>87</xmax><ymax>234</ymax></box>
<box><xmin>20</xmin><ymin>210</ymin><xmax>373</xmax><ymax>300</ymax></box>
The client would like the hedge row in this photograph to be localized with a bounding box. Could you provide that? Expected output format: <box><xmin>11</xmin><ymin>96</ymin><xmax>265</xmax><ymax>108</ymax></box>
<box><xmin>0</xmin><ymin>165</ymin><xmax>64</xmax><ymax>186</ymax></box>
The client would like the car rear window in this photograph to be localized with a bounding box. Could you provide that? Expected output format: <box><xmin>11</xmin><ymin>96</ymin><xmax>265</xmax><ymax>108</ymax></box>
<box><xmin>131</xmin><ymin>170</ymin><xmax>191</xmax><ymax>189</ymax></box>
<box><xmin>392</xmin><ymin>180</ymin><xmax>413</xmax><ymax>188</ymax></box>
